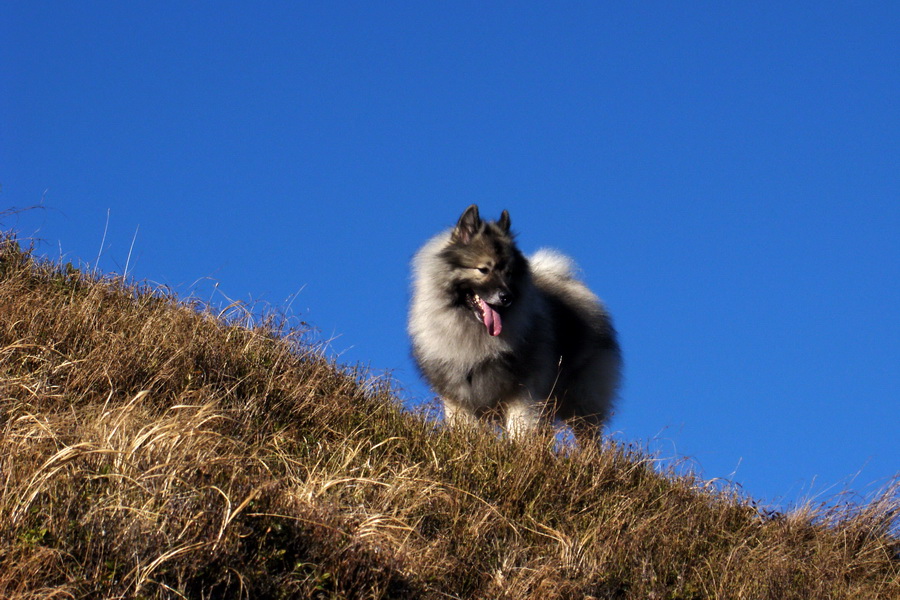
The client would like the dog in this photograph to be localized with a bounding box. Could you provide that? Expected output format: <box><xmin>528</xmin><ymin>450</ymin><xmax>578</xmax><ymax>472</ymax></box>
<box><xmin>408</xmin><ymin>205</ymin><xmax>621</xmax><ymax>439</ymax></box>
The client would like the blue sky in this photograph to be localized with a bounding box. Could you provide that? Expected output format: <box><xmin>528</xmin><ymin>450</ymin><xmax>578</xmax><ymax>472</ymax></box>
<box><xmin>3</xmin><ymin>3</ymin><xmax>898</xmax><ymax>509</ymax></box>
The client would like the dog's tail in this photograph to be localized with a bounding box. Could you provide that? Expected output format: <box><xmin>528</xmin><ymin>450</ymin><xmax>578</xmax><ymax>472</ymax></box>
<box><xmin>530</xmin><ymin>248</ymin><xmax>579</xmax><ymax>281</ymax></box>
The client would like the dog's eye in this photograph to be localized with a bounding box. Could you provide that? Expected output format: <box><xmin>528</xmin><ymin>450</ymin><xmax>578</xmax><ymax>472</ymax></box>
<box><xmin>476</xmin><ymin>266</ymin><xmax>490</xmax><ymax>274</ymax></box>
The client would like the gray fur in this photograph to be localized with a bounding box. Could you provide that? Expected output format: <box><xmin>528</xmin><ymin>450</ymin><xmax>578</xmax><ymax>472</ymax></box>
<box><xmin>408</xmin><ymin>205</ymin><xmax>621</xmax><ymax>438</ymax></box>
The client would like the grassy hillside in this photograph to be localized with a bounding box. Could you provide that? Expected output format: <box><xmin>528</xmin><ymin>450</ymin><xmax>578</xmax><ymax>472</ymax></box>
<box><xmin>1</xmin><ymin>232</ymin><xmax>897</xmax><ymax>599</ymax></box>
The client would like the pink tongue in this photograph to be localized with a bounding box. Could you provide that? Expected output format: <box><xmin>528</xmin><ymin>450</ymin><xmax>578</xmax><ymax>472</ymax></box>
<box><xmin>480</xmin><ymin>299</ymin><xmax>502</xmax><ymax>336</ymax></box>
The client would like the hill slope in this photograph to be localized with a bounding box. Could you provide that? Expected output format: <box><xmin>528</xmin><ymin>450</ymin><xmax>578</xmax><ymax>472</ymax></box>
<box><xmin>1</xmin><ymin>233</ymin><xmax>897</xmax><ymax>599</ymax></box>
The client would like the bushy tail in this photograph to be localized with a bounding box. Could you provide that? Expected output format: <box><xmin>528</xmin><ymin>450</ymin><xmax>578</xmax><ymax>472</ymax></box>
<box><xmin>529</xmin><ymin>248</ymin><xmax>579</xmax><ymax>281</ymax></box>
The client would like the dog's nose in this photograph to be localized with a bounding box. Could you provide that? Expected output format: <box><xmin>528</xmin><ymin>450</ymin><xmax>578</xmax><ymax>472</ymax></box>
<box><xmin>498</xmin><ymin>292</ymin><xmax>512</xmax><ymax>307</ymax></box>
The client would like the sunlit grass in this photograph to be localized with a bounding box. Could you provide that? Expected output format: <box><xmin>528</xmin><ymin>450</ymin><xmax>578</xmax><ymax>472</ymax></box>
<box><xmin>1</xmin><ymin>232</ymin><xmax>897</xmax><ymax>599</ymax></box>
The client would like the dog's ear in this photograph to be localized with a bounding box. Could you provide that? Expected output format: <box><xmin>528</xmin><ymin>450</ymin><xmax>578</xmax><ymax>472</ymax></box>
<box><xmin>497</xmin><ymin>210</ymin><xmax>511</xmax><ymax>234</ymax></box>
<box><xmin>453</xmin><ymin>205</ymin><xmax>481</xmax><ymax>244</ymax></box>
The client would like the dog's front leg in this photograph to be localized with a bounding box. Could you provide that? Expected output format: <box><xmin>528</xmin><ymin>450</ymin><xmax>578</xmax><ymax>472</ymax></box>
<box><xmin>503</xmin><ymin>399</ymin><xmax>541</xmax><ymax>438</ymax></box>
<box><xmin>442</xmin><ymin>400</ymin><xmax>478</xmax><ymax>427</ymax></box>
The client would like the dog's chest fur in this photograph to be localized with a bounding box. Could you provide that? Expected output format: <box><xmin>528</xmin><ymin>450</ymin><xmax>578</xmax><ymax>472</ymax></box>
<box><xmin>415</xmin><ymin>301</ymin><xmax>556</xmax><ymax>410</ymax></box>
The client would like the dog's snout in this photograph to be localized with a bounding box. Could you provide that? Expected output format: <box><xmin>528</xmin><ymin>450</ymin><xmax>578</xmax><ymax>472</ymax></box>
<box><xmin>498</xmin><ymin>291</ymin><xmax>513</xmax><ymax>307</ymax></box>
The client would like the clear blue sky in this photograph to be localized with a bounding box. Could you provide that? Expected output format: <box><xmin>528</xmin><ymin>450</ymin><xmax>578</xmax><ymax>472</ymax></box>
<box><xmin>3</xmin><ymin>3</ymin><xmax>898</xmax><ymax>509</ymax></box>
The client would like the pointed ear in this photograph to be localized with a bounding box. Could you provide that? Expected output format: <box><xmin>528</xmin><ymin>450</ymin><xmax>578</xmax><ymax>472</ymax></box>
<box><xmin>452</xmin><ymin>204</ymin><xmax>481</xmax><ymax>244</ymax></box>
<box><xmin>497</xmin><ymin>209</ymin><xmax>511</xmax><ymax>233</ymax></box>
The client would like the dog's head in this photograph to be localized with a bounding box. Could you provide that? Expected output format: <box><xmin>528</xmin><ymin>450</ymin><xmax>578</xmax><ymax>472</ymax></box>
<box><xmin>439</xmin><ymin>205</ymin><xmax>527</xmax><ymax>337</ymax></box>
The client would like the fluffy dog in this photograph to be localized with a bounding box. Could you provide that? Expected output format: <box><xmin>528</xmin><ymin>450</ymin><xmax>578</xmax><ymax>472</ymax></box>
<box><xmin>408</xmin><ymin>205</ymin><xmax>620</xmax><ymax>438</ymax></box>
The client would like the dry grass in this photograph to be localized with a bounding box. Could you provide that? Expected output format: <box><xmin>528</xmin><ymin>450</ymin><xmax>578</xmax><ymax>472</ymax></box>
<box><xmin>0</xmin><ymin>231</ymin><xmax>897</xmax><ymax>599</ymax></box>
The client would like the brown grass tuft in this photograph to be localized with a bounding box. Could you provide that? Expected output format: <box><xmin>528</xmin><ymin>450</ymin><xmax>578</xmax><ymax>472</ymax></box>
<box><xmin>1</xmin><ymin>232</ymin><xmax>897</xmax><ymax>599</ymax></box>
